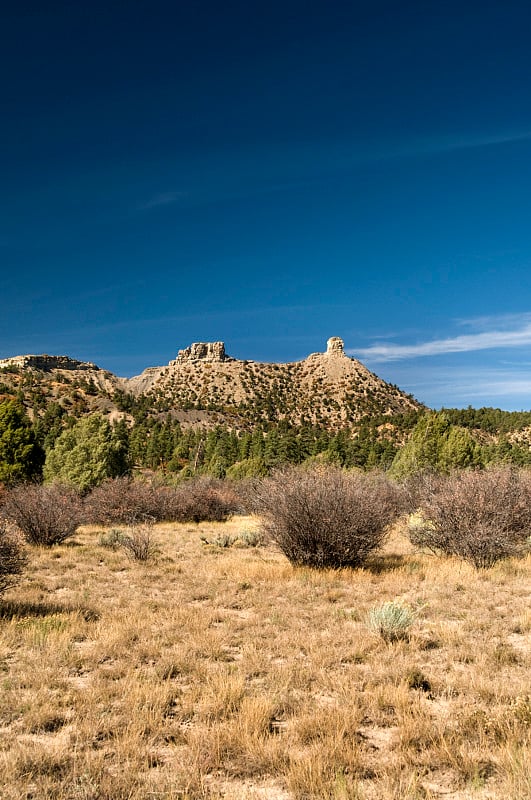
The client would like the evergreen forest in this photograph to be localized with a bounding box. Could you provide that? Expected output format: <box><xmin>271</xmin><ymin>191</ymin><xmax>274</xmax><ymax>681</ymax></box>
<box><xmin>3</xmin><ymin>386</ymin><xmax>531</xmax><ymax>491</ymax></box>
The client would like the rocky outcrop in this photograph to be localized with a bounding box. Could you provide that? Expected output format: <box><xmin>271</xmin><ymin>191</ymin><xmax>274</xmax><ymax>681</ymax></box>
<box><xmin>172</xmin><ymin>342</ymin><xmax>230</xmax><ymax>364</ymax></box>
<box><xmin>0</xmin><ymin>354</ymin><xmax>100</xmax><ymax>372</ymax></box>
<box><xmin>326</xmin><ymin>337</ymin><xmax>345</xmax><ymax>357</ymax></box>
<box><xmin>1</xmin><ymin>337</ymin><xmax>422</xmax><ymax>430</ymax></box>
<box><xmin>125</xmin><ymin>336</ymin><xmax>422</xmax><ymax>427</ymax></box>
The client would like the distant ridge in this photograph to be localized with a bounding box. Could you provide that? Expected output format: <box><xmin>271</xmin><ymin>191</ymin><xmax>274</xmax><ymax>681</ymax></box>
<box><xmin>0</xmin><ymin>354</ymin><xmax>101</xmax><ymax>372</ymax></box>
<box><xmin>0</xmin><ymin>337</ymin><xmax>422</xmax><ymax>429</ymax></box>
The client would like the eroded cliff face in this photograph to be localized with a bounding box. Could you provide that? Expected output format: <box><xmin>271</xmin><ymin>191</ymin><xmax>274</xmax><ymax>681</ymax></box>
<box><xmin>125</xmin><ymin>338</ymin><xmax>421</xmax><ymax>427</ymax></box>
<box><xmin>0</xmin><ymin>339</ymin><xmax>422</xmax><ymax>430</ymax></box>
<box><xmin>172</xmin><ymin>342</ymin><xmax>231</xmax><ymax>363</ymax></box>
<box><xmin>0</xmin><ymin>353</ymin><xmax>126</xmax><ymax>420</ymax></box>
<box><xmin>0</xmin><ymin>354</ymin><xmax>100</xmax><ymax>372</ymax></box>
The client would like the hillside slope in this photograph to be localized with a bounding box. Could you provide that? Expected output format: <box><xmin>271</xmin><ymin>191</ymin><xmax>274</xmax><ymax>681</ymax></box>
<box><xmin>0</xmin><ymin>337</ymin><xmax>421</xmax><ymax>430</ymax></box>
<box><xmin>126</xmin><ymin>337</ymin><xmax>421</xmax><ymax>427</ymax></box>
<box><xmin>0</xmin><ymin>354</ymin><xmax>125</xmax><ymax>421</ymax></box>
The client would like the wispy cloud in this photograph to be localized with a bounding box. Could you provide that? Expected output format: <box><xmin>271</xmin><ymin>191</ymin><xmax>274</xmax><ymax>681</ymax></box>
<box><xmin>139</xmin><ymin>191</ymin><xmax>183</xmax><ymax>210</ymax></box>
<box><xmin>454</xmin><ymin>377</ymin><xmax>531</xmax><ymax>399</ymax></box>
<box><xmin>414</xmin><ymin>130</ymin><xmax>531</xmax><ymax>159</ymax></box>
<box><xmin>350</xmin><ymin>316</ymin><xmax>531</xmax><ymax>362</ymax></box>
<box><xmin>330</xmin><ymin>129</ymin><xmax>531</xmax><ymax>173</ymax></box>
<box><xmin>402</xmin><ymin>366</ymin><xmax>531</xmax><ymax>408</ymax></box>
<box><xmin>455</xmin><ymin>311</ymin><xmax>531</xmax><ymax>331</ymax></box>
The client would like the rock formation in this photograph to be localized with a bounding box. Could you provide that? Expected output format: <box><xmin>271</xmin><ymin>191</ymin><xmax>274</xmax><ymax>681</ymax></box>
<box><xmin>1</xmin><ymin>337</ymin><xmax>423</xmax><ymax>431</ymax></box>
<box><xmin>326</xmin><ymin>337</ymin><xmax>345</xmax><ymax>357</ymax></box>
<box><xmin>0</xmin><ymin>354</ymin><xmax>100</xmax><ymax>372</ymax></box>
<box><xmin>173</xmin><ymin>342</ymin><xmax>229</xmax><ymax>363</ymax></box>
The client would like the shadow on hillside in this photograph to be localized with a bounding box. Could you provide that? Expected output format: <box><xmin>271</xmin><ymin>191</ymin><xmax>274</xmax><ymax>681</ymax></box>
<box><xmin>0</xmin><ymin>600</ymin><xmax>100</xmax><ymax>621</ymax></box>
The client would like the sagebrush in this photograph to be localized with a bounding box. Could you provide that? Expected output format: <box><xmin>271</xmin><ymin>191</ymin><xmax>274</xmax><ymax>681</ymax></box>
<box><xmin>366</xmin><ymin>600</ymin><xmax>416</xmax><ymax>642</ymax></box>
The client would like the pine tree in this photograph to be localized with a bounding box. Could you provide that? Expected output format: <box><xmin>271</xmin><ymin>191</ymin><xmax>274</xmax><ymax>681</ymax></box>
<box><xmin>264</xmin><ymin>429</ymin><xmax>281</xmax><ymax>467</ymax></box>
<box><xmin>109</xmin><ymin>418</ymin><xmax>132</xmax><ymax>476</ymax></box>
<box><xmin>439</xmin><ymin>426</ymin><xmax>482</xmax><ymax>472</ymax></box>
<box><xmin>44</xmin><ymin>414</ymin><xmax>129</xmax><ymax>491</ymax></box>
<box><xmin>390</xmin><ymin>412</ymin><xmax>482</xmax><ymax>478</ymax></box>
<box><xmin>0</xmin><ymin>399</ymin><xmax>44</xmax><ymax>484</ymax></box>
<box><xmin>250</xmin><ymin>428</ymin><xmax>265</xmax><ymax>459</ymax></box>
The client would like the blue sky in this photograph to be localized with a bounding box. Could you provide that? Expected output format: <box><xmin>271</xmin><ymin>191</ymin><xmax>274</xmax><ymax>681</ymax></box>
<box><xmin>3</xmin><ymin>1</ymin><xmax>531</xmax><ymax>409</ymax></box>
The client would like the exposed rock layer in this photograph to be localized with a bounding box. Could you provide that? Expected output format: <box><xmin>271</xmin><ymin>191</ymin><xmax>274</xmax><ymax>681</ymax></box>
<box><xmin>127</xmin><ymin>338</ymin><xmax>420</xmax><ymax>427</ymax></box>
<box><xmin>0</xmin><ymin>338</ymin><xmax>422</xmax><ymax>430</ymax></box>
<box><xmin>326</xmin><ymin>337</ymin><xmax>345</xmax><ymax>356</ymax></box>
<box><xmin>173</xmin><ymin>342</ymin><xmax>230</xmax><ymax>363</ymax></box>
<box><xmin>0</xmin><ymin>354</ymin><xmax>100</xmax><ymax>372</ymax></box>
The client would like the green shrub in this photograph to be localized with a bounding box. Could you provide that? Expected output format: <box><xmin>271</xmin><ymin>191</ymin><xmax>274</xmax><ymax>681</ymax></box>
<box><xmin>99</xmin><ymin>528</ymin><xmax>126</xmax><ymax>549</ymax></box>
<box><xmin>225</xmin><ymin>457</ymin><xmax>268</xmax><ymax>480</ymax></box>
<box><xmin>366</xmin><ymin>600</ymin><xmax>415</xmax><ymax>642</ymax></box>
<box><xmin>202</xmin><ymin>532</ymin><xmax>237</xmax><ymax>548</ymax></box>
<box><xmin>236</xmin><ymin>528</ymin><xmax>266</xmax><ymax>547</ymax></box>
<box><xmin>390</xmin><ymin>411</ymin><xmax>482</xmax><ymax>478</ymax></box>
<box><xmin>0</xmin><ymin>399</ymin><xmax>44</xmax><ymax>485</ymax></box>
<box><xmin>200</xmin><ymin>528</ymin><xmax>265</xmax><ymax>549</ymax></box>
<box><xmin>44</xmin><ymin>414</ymin><xmax>129</xmax><ymax>492</ymax></box>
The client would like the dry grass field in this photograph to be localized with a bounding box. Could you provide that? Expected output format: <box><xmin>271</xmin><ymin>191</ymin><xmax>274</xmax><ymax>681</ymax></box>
<box><xmin>0</xmin><ymin>515</ymin><xmax>530</xmax><ymax>799</ymax></box>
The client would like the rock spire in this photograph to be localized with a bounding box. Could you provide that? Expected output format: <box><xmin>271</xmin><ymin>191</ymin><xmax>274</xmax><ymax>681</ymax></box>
<box><xmin>326</xmin><ymin>337</ymin><xmax>345</xmax><ymax>357</ymax></box>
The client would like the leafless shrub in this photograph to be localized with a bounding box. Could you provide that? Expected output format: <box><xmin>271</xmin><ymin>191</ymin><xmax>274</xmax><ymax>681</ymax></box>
<box><xmin>156</xmin><ymin>478</ymin><xmax>238</xmax><ymax>523</ymax></box>
<box><xmin>85</xmin><ymin>477</ymin><xmax>238</xmax><ymax>525</ymax></box>
<box><xmin>400</xmin><ymin>470</ymin><xmax>444</xmax><ymax>512</ymax></box>
<box><xmin>230</xmin><ymin>478</ymin><xmax>259</xmax><ymax>515</ymax></box>
<box><xmin>84</xmin><ymin>477</ymin><xmax>159</xmax><ymax>525</ymax></box>
<box><xmin>118</xmin><ymin>522</ymin><xmax>157</xmax><ymax>561</ymax></box>
<box><xmin>2</xmin><ymin>484</ymin><xmax>84</xmax><ymax>546</ymax></box>
<box><xmin>0</xmin><ymin>520</ymin><xmax>27</xmax><ymax>596</ymax></box>
<box><xmin>252</xmin><ymin>466</ymin><xmax>405</xmax><ymax>569</ymax></box>
<box><xmin>411</xmin><ymin>467</ymin><xmax>531</xmax><ymax>568</ymax></box>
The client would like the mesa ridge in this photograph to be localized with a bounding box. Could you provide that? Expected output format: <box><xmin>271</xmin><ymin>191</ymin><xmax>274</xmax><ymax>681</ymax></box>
<box><xmin>0</xmin><ymin>337</ymin><xmax>422</xmax><ymax>431</ymax></box>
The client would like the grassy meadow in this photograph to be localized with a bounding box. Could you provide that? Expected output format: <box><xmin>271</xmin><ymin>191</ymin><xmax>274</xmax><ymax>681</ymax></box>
<box><xmin>0</xmin><ymin>515</ymin><xmax>530</xmax><ymax>799</ymax></box>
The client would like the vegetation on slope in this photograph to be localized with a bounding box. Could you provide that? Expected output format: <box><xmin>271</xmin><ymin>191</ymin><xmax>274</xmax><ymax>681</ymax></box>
<box><xmin>2</xmin><ymin>344</ymin><xmax>531</xmax><ymax>487</ymax></box>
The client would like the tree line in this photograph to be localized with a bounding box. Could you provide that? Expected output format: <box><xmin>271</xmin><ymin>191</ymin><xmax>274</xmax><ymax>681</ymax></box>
<box><xmin>2</xmin><ymin>397</ymin><xmax>531</xmax><ymax>491</ymax></box>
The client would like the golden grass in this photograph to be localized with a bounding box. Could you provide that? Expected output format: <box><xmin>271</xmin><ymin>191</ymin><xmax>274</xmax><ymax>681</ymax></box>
<box><xmin>0</xmin><ymin>515</ymin><xmax>529</xmax><ymax>799</ymax></box>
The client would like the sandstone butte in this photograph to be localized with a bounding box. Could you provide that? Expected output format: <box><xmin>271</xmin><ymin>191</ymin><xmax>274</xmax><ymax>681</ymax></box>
<box><xmin>0</xmin><ymin>337</ymin><xmax>422</xmax><ymax>429</ymax></box>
